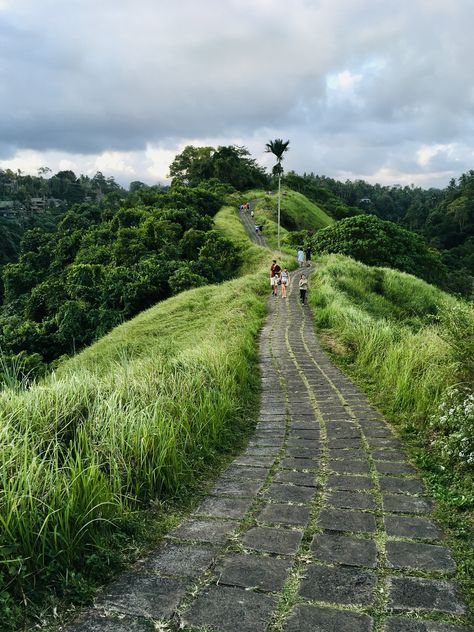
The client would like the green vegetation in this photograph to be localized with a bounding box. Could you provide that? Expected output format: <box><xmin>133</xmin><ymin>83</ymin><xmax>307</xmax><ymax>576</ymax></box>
<box><xmin>285</xmin><ymin>170</ymin><xmax>474</xmax><ymax>296</ymax></box>
<box><xmin>309</xmin><ymin>254</ymin><xmax>474</xmax><ymax>611</ymax></box>
<box><xmin>0</xmin><ymin>271</ymin><xmax>269</xmax><ymax>630</ymax></box>
<box><xmin>1</xmin><ymin>146</ymin><xmax>474</xmax><ymax>628</ymax></box>
<box><xmin>168</xmin><ymin>145</ymin><xmax>268</xmax><ymax>190</ymax></box>
<box><xmin>248</xmin><ymin>188</ymin><xmax>333</xmax><ymax>241</ymax></box>
<box><xmin>0</xmin><ymin>185</ymin><xmax>241</xmax><ymax>380</ymax></box>
<box><xmin>311</xmin><ymin>214</ymin><xmax>446</xmax><ymax>287</ymax></box>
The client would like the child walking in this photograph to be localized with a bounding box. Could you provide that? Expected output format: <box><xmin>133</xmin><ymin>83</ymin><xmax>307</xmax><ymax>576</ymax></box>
<box><xmin>280</xmin><ymin>268</ymin><xmax>289</xmax><ymax>298</ymax></box>
<box><xmin>299</xmin><ymin>274</ymin><xmax>308</xmax><ymax>305</ymax></box>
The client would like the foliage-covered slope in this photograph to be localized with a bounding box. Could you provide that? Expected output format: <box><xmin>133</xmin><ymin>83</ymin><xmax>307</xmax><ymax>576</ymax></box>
<box><xmin>248</xmin><ymin>188</ymin><xmax>333</xmax><ymax>233</ymax></box>
<box><xmin>311</xmin><ymin>253</ymin><xmax>473</xmax><ymax>493</ymax></box>
<box><xmin>0</xmin><ymin>185</ymin><xmax>242</xmax><ymax>381</ymax></box>
<box><xmin>0</xmin><ymin>267</ymin><xmax>270</xmax><ymax>629</ymax></box>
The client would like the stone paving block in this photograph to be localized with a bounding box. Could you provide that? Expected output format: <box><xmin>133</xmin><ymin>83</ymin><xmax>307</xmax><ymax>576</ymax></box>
<box><xmin>311</xmin><ymin>533</ymin><xmax>377</xmax><ymax>567</ymax></box>
<box><xmin>329</xmin><ymin>449</ymin><xmax>367</xmax><ymax>460</ymax></box>
<box><xmin>326</xmin><ymin>427</ymin><xmax>360</xmax><ymax>440</ymax></box>
<box><xmin>233</xmin><ymin>455</ymin><xmax>276</xmax><ymax>468</ymax></box>
<box><xmin>366</xmin><ymin>437</ymin><xmax>403</xmax><ymax>449</ymax></box>
<box><xmin>388</xmin><ymin>576</ymin><xmax>466</xmax><ymax>615</ymax></box>
<box><xmin>376</xmin><ymin>461</ymin><xmax>417</xmax><ymax>475</ymax></box>
<box><xmin>257</xmin><ymin>503</ymin><xmax>311</xmax><ymax>526</ymax></box>
<box><xmin>328</xmin><ymin>438</ymin><xmax>364</xmax><ymax>450</ymax></box>
<box><xmin>242</xmin><ymin>526</ymin><xmax>303</xmax><ymax>555</ymax></box>
<box><xmin>223</xmin><ymin>465</ymin><xmax>270</xmax><ymax>480</ymax></box>
<box><xmin>327</xmin><ymin>490</ymin><xmax>376</xmax><ymax>510</ymax></box>
<box><xmin>97</xmin><ymin>573</ymin><xmax>187</xmax><ymax>619</ymax></box>
<box><xmin>318</xmin><ymin>508</ymin><xmax>377</xmax><ymax>533</ymax></box>
<box><xmin>274</xmin><ymin>469</ymin><xmax>317</xmax><ymax>486</ymax></box>
<box><xmin>287</xmin><ymin>438</ymin><xmax>321</xmax><ymax>449</ymax></box>
<box><xmin>286</xmin><ymin>447</ymin><xmax>321</xmax><ymax>458</ymax></box>
<box><xmin>383</xmin><ymin>515</ymin><xmax>443</xmax><ymax>540</ymax></box>
<box><xmin>383</xmin><ymin>494</ymin><xmax>433</xmax><ymax>514</ymax></box>
<box><xmin>385</xmin><ymin>617</ymin><xmax>474</xmax><ymax>631</ymax></box>
<box><xmin>299</xmin><ymin>564</ymin><xmax>377</xmax><ymax>605</ymax></box>
<box><xmin>194</xmin><ymin>497</ymin><xmax>252</xmax><ymax>520</ymax></box>
<box><xmin>379</xmin><ymin>476</ymin><xmax>425</xmax><ymax>494</ymax></box>
<box><xmin>283</xmin><ymin>604</ymin><xmax>373</xmax><ymax>632</ymax></box>
<box><xmin>244</xmin><ymin>446</ymin><xmax>280</xmax><ymax>456</ymax></box>
<box><xmin>386</xmin><ymin>541</ymin><xmax>456</xmax><ymax>573</ymax></box>
<box><xmin>373</xmin><ymin>449</ymin><xmax>408</xmax><ymax>462</ymax></box>
<box><xmin>255</xmin><ymin>424</ymin><xmax>285</xmax><ymax>432</ymax></box>
<box><xmin>291</xmin><ymin>420</ymin><xmax>320</xmax><ymax>430</ymax></box>
<box><xmin>359</xmin><ymin>423</ymin><xmax>393</xmax><ymax>437</ymax></box>
<box><xmin>328</xmin><ymin>474</ymin><xmax>373</xmax><ymax>490</ymax></box>
<box><xmin>216</xmin><ymin>554</ymin><xmax>291</xmax><ymax>592</ymax></box>
<box><xmin>249</xmin><ymin>437</ymin><xmax>283</xmax><ymax>447</ymax></box>
<box><xmin>210</xmin><ymin>479</ymin><xmax>263</xmax><ymax>497</ymax></box>
<box><xmin>182</xmin><ymin>584</ymin><xmax>276</xmax><ymax>632</ymax></box>
<box><xmin>281</xmin><ymin>457</ymin><xmax>319</xmax><ymax>470</ymax></box>
<box><xmin>67</xmin><ymin>616</ymin><xmax>153</xmax><ymax>632</ymax></box>
<box><xmin>330</xmin><ymin>460</ymin><xmax>371</xmax><ymax>474</ymax></box>
<box><xmin>168</xmin><ymin>518</ymin><xmax>238</xmax><ymax>544</ymax></box>
<box><xmin>288</xmin><ymin>429</ymin><xmax>320</xmax><ymax>440</ymax></box>
<box><xmin>141</xmin><ymin>543</ymin><xmax>216</xmax><ymax>577</ymax></box>
<box><xmin>266</xmin><ymin>483</ymin><xmax>316</xmax><ymax>503</ymax></box>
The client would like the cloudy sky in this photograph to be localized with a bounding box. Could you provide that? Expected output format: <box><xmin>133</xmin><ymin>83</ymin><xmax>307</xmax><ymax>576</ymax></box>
<box><xmin>1</xmin><ymin>0</ymin><xmax>473</xmax><ymax>188</ymax></box>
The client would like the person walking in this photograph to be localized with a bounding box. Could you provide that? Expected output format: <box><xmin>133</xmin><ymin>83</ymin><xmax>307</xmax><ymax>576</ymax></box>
<box><xmin>299</xmin><ymin>273</ymin><xmax>308</xmax><ymax>304</ymax></box>
<box><xmin>270</xmin><ymin>259</ymin><xmax>281</xmax><ymax>296</ymax></box>
<box><xmin>280</xmin><ymin>267</ymin><xmax>289</xmax><ymax>298</ymax></box>
<box><xmin>297</xmin><ymin>248</ymin><xmax>305</xmax><ymax>268</ymax></box>
<box><xmin>305</xmin><ymin>244</ymin><xmax>312</xmax><ymax>266</ymax></box>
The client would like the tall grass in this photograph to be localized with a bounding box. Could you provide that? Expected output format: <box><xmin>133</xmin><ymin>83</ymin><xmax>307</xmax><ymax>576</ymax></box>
<box><xmin>310</xmin><ymin>254</ymin><xmax>474</xmax><ymax>619</ymax></box>
<box><xmin>0</xmin><ymin>273</ymin><xmax>269</xmax><ymax>626</ymax></box>
<box><xmin>310</xmin><ymin>255</ymin><xmax>469</xmax><ymax>421</ymax></box>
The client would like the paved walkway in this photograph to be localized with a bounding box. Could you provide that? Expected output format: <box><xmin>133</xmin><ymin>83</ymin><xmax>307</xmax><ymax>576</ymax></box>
<box><xmin>238</xmin><ymin>200</ymin><xmax>267</xmax><ymax>247</ymax></box>
<box><xmin>66</xmin><ymin>272</ymin><xmax>472</xmax><ymax>632</ymax></box>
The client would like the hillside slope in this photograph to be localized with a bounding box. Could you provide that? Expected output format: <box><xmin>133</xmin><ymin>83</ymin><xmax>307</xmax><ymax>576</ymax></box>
<box><xmin>247</xmin><ymin>188</ymin><xmax>333</xmax><ymax>233</ymax></box>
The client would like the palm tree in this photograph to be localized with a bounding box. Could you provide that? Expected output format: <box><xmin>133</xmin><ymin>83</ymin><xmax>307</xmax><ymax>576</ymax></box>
<box><xmin>265</xmin><ymin>139</ymin><xmax>290</xmax><ymax>251</ymax></box>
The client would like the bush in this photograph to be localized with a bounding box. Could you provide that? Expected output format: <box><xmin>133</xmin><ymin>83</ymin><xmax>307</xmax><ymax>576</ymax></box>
<box><xmin>311</xmin><ymin>214</ymin><xmax>446</xmax><ymax>286</ymax></box>
<box><xmin>430</xmin><ymin>388</ymin><xmax>474</xmax><ymax>474</ymax></box>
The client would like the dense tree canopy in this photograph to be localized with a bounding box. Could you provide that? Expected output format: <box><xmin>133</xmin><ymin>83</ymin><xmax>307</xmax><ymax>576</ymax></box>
<box><xmin>0</xmin><ymin>184</ymin><xmax>241</xmax><ymax>379</ymax></box>
<box><xmin>311</xmin><ymin>215</ymin><xmax>447</xmax><ymax>287</ymax></box>
<box><xmin>169</xmin><ymin>144</ymin><xmax>268</xmax><ymax>190</ymax></box>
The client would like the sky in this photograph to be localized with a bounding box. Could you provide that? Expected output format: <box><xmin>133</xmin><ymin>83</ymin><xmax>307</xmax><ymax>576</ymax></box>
<box><xmin>1</xmin><ymin>0</ymin><xmax>473</xmax><ymax>189</ymax></box>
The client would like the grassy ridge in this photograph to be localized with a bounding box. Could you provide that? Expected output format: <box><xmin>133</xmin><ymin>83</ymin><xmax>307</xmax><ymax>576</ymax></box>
<box><xmin>0</xmin><ymin>271</ymin><xmax>270</xmax><ymax>628</ymax></box>
<box><xmin>249</xmin><ymin>188</ymin><xmax>333</xmax><ymax>233</ymax></box>
<box><xmin>309</xmin><ymin>254</ymin><xmax>474</xmax><ymax>616</ymax></box>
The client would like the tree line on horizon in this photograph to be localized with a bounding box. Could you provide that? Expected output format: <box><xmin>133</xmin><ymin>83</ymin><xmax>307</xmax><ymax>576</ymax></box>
<box><xmin>0</xmin><ymin>145</ymin><xmax>472</xmax><ymax>384</ymax></box>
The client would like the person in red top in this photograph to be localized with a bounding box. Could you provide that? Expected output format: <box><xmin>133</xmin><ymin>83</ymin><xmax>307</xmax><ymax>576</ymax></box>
<box><xmin>270</xmin><ymin>260</ymin><xmax>281</xmax><ymax>296</ymax></box>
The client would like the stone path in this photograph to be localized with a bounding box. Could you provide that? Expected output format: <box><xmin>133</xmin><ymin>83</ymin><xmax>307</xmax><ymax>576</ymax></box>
<box><xmin>238</xmin><ymin>200</ymin><xmax>267</xmax><ymax>247</ymax></box>
<box><xmin>66</xmin><ymin>272</ymin><xmax>472</xmax><ymax>632</ymax></box>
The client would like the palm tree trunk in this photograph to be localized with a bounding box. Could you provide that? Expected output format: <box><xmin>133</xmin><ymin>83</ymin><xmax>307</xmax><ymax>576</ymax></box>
<box><xmin>277</xmin><ymin>173</ymin><xmax>281</xmax><ymax>252</ymax></box>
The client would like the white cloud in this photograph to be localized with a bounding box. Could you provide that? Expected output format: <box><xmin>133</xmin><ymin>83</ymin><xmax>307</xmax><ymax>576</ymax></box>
<box><xmin>0</xmin><ymin>0</ymin><xmax>473</xmax><ymax>188</ymax></box>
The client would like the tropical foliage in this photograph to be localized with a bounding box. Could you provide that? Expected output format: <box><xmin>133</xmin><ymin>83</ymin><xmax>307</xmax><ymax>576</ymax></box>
<box><xmin>0</xmin><ymin>184</ymin><xmax>241</xmax><ymax>381</ymax></box>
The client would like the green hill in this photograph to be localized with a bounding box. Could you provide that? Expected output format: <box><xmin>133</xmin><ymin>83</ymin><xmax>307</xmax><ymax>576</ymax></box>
<box><xmin>247</xmin><ymin>187</ymin><xmax>333</xmax><ymax>233</ymax></box>
<box><xmin>1</xmin><ymin>192</ymin><xmax>473</xmax><ymax>629</ymax></box>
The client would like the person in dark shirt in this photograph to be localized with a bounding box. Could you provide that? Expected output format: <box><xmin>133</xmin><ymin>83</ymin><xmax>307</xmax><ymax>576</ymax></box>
<box><xmin>270</xmin><ymin>260</ymin><xmax>281</xmax><ymax>296</ymax></box>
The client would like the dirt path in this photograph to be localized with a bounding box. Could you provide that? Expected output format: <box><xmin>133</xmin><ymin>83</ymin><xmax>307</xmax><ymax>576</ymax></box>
<box><xmin>66</xmin><ymin>270</ymin><xmax>471</xmax><ymax>632</ymax></box>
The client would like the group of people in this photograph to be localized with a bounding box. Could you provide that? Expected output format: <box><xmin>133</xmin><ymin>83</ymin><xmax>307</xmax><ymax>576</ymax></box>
<box><xmin>270</xmin><ymin>260</ymin><xmax>309</xmax><ymax>304</ymax></box>
<box><xmin>297</xmin><ymin>246</ymin><xmax>312</xmax><ymax>267</ymax></box>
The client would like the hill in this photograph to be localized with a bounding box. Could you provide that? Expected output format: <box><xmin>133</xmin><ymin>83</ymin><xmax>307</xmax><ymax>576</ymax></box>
<box><xmin>1</xmin><ymin>194</ymin><xmax>473</xmax><ymax>628</ymax></box>
<box><xmin>248</xmin><ymin>188</ymin><xmax>333</xmax><ymax>233</ymax></box>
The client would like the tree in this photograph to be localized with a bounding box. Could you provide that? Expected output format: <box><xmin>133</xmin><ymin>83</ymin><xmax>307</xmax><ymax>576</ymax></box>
<box><xmin>265</xmin><ymin>139</ymin><xmax>290</xmax><ymax>251</ymax></box>
<box><xmin>311</xmin><ymin>215</ymin><xmax>446</xmax><ymax>286</ymax></box>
